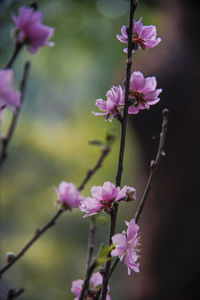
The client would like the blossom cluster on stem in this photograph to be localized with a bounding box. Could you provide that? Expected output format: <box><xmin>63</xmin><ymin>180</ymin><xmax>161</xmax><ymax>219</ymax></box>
<box><xmin>71</xmin><ymin>272</ymin><xmax>111</xmax><ymax>300</ymax></box>
<box><xmin>117</xmin><ymin>18</ymin><xmax>161</xmax><ymax>53</ymax></box>
<box><xmin>111</xmin><ymin>218</ymin><xmax>140</xmax><ymax>275</ymax></box>
<box><xmin>12</xmin><ymin>6</ymin><xmax>54</xmax><ymax>54</ymax></box>
<box><xmin>93</xmin><ymin>71</ymin><xmax>162</xmax><ymax>121</ymax></box>
<box><xmin>80</xmin><ymin>181</ymin><xmax>136</xmax><ymax>217</ymax></box>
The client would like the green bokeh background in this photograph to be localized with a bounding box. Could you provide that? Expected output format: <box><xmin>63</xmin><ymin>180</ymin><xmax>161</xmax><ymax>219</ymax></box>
<box><xmin>0</xmin><ymin>1</ymin><xmax>162</xmax><ymax>299</ymax></box>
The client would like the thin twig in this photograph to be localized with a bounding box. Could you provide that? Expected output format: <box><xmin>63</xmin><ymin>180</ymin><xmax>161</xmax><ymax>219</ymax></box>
<box><xmin>5</xmin><ymin>42</ymin><xmax>23</xmax><ymax>69</ymax></box>
<box><xmin>100</xmin><ymin>1</ymin><xmax>138</xmax><ymax>299</ymax></box>
<box><xmin>0</xmin><ymin>208</ymin><xmax>64</xmax><ymax>276</ymax></box>
<box><xmin>0</xmin><ymin>61</ymin><xmax>30</xmax><ymax>170</ymax></box>
<box><xmin>103</xmin><ymin>108</ymin><xmax>169</xmax><ymax>280</ymax></box>
<box><xmin>135</xmin><ymin>108</ymin><xmax>169</xmax><ymax>223</ymax></box>
<box><xmin>79</xmin><ymin>261</ymin><xmax>97</xmax><ymax>300</ymax></box>
<box><xmin>86</xmin><ymin>217</ymin><xmax>96</xmax><ymax>272</ymax></box>
<box><xmin>6</xmin><ymin>288</ymin><xmax>25</xmax><ymax>300</ymax></box>
<box><xmin>0</xmin><ymin>142</ymin><xmax>110</xmax><ymax>276</ymax></box>
<box><xmin>78</xmin><ymin>146</ymin><xmax>110</xmax><ymax>191</ymax></box>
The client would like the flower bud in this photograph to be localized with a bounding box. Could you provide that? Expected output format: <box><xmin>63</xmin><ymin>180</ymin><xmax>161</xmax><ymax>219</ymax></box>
<box><xmin>6</xmin><ymin>252</ymin><xmax>16</xmax><ymax>263</ymax></box>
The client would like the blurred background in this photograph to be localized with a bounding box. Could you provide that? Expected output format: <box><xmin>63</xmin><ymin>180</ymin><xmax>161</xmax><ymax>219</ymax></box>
<box><xmin>0</xmin><ymin>0</ymin><xmax>199</xmax><ymax>299</ymax></box>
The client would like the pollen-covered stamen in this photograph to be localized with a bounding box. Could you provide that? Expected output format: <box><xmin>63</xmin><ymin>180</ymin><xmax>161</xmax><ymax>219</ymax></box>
<box><xmin>129</xmin><ymin>89</ymin><xmax>146</xmax><ymax>107</ymax></box>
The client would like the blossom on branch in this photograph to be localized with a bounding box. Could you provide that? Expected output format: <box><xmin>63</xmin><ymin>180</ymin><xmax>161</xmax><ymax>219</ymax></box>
<box><xmin>80</xmin><ymin>182</ymin><xmax>136</xmax><ymax>217</ymax></box>
<box><xmin>117</xmin><ymin>18</ymin><xmax>161</xmax><ymax>53</ymax></box>
<box><xmin>54</xmin><ymin>181</ymin><xmax>83</xmax><ymax>210</ymax></box>
<box><xmin>12</xmin><ymin>6</ymin><xmax>54</xmax><ymax>53</ymax></box>
<box><xmin>111</xmin><ymin>218</ymin><xmax>140</xmax><ymax>275</ymax></box>
<box><xmin>93</xmin><ymin>86</ymin><xmax>124</xmax><ymax>121</ymax></box>
<box><xmin>71</xmin><ymin>272</ymin><xmax>111</xmax><ymax>300</ymax></box>
<box><xmin>127</xmin><ymin>71</ymin><xmax>162</xmax><ymax>114</ymax></box>
<box><xmin>0</xmin><ymin>69</ymin><xmax>21</xmax><ymax>112</ymax></box>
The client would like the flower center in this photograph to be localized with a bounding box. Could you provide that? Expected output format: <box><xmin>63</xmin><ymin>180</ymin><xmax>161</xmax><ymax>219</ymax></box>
<box><xmin>129</xmin><ymin>90</ymin><xmax>146</xmax><ymax>107</ymax></box>
<box><xmin>132</xmin><ymin>32</ymin><xmax>146</xmax><ymax>50</ymax></box>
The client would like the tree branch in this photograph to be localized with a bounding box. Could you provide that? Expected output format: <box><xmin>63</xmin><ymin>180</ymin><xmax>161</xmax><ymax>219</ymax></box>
<box><xmin>0</xmin><ymin>208</ymin><xmax>64</xmax><ymax>277</ymax></box>
<box><xmin>0</xmin><ymin>61</ymin><xmax>30</xmax><ymax>170</ymax></box>
<box><xmin>5</xmin><ymin>42</ymin><xmax>23</xmax><ymax>70</ymax></box>
<box><xmin>79</xmin><ymin>261</ymin><xmax>97</xmax><ymax>300</ymax></box>
<box><xmin>100</xmin><ymin>1</ymin><xmax>138</xmax><ymax>299</ymax></box>
<box><xmin>0</xmin><ymin>141</ymin><xmax>111</xmax><ymax>277</ymax></box>
<box><xmin>6</xmin><ymin>288</ymin><xmax>25</xmax><ymax>300</ymax></box>
<box><xmin>86</xmin><ymin>217</ymin><xmax>96</xmax><ymax>273</ymax></box>
<box><xmin>102</xmin><ymin>108</ymin><xmax>169</xmax><ymax>280</ymax></box>
<box><xmin>135</xmin><ymin>108</ymin><xmax>169</xmax><ymax>223</ymax></box>
<box><xmin>78</xmin><ymin>146</ymin><xmax>110</xmax><ymax>191</ymax></box>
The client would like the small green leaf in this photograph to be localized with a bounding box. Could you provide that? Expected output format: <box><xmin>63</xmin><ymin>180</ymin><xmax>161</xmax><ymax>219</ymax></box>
<box><xmin>96</xmin><ymin>243</ymin><xmax>114</xmax><ymax>265</ymax></box>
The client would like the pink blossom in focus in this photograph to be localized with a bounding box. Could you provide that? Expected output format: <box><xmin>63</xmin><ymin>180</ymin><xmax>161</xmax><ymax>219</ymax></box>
<box><xmin>71</xmin><ymin>272</ymin><xmax>111</xmax><ymax>300</ymax></box>
<box><xmin>80</xmin><ymin>181</ymin><xmax>127</xmax><ymax>217</ymax></box>
<box><xmin>54</xmin><ymin>181</ymin><xmax>83</xmax><ymax>210</ymax></box>
<box><xmin>93</xmin><ymin>86</ymin><xmax>124</xmax><ymax>121</ymax></box>
<box><xmin>117</xmin><ymin>18</ymin><xmax>161</xmax><ymax>53</ymax></box>
<box><xmin>111</xmin><ymin>217</ymin><xmax>140</xmax><ymax>275</ymax></box>
<box><xmin>127</xmin><ymin>71</ymin><xmax>162</xmax><ymax>114</ymax></box>
<box><xmin>12</xmin><ymin>6</ymin><xmax>54</xmax><ymax>53</ymax></box>
<box><xmin>0</xmin><ymin>69</ymin><xmax>21</xmax><ymax>111</ymax></box>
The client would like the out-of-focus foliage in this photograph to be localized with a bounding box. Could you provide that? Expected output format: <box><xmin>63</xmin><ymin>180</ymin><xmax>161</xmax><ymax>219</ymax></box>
<box><xmin>0</xmin><ymin>0</ymin><xmax>162</xmax><ymax>299</ymax></box>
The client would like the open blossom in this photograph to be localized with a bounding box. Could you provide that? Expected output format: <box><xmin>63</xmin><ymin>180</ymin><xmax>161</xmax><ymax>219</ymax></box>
<box><xmin>80</xmin><ymin>181</ymin><xmax>128</xmax><ymax>217</ymax></box>
<box><xmin>117</xmin><ymin>18</ymin><xmax>161</xmax><ymax>53</ymax></box>
<box><xmin>111</xmin><ymin>218</ymin><xmax>140</xmax><ymax>275</ymax></box>
<box><xmin>0</xmin><ymin>69</ymin><xmax>21</xmax><ymax>111</ymax></box>
<box><xmin>93</xmin><ymin>86</ymin><xmax>124</xmax><ymax>121</ymax></box>
<box><xmin>12</xmin><ymin>6</ymin><xmax>54</xmax><ymax>53</ymax></box>
<box><xmin>54</xmin><ymin>181</ymin><xmax>83</xmax><ymax>210</ymax></box>
<box><xmin>71</xmin><ymin>272</ymin><xmax>111</xmax><ymax>300</ymax></box>
<box><xmin>128</xmin><ymin>71</ymin><xmax>162</xmax><ymax>114</ymax></box>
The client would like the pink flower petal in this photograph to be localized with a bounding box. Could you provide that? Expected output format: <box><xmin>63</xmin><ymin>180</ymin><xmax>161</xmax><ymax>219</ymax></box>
<box><xmin>130</xmin><ymin>71</ymin><xmax>145</xmax><ymax>91</ymax></box>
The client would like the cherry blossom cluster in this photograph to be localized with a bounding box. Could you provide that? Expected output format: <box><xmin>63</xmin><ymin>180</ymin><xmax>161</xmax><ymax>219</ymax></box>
<box><xmin>0</xmin><ymin>6</ymin><xmax>53</xmax><ymax>120</ymax></box>
<box><xmin>53</xmin><ymin>12</ymin><xmax>162</xmax><ymax>298</ymax></box>
<box><xmin>0</xmin><ymin>4</ymin><xmax>163</xmax><ymax>300</ymax></box>
<box><xmin>71</xmin><ymin>272</ymin><xmax>111</xmax><ymax>300</ymax></box>
<box><xmin>93</xmin><ymin>18</ymin><xmax>162</xmax><ymax>121</ymax></box>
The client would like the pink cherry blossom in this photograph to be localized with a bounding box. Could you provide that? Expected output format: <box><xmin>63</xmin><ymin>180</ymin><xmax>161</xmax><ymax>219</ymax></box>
<box><xmin>0</xmin><ymin>69</ymin><xmax>21</xmax><ymax>111</ymax></box>
<box><xmin>80</xmin><ymin>181</ymin><xmax>127</xmax><ymax>217</ymax></box>
<box><xmin>111</xmin><ymin>217</ymin><xmax>140</xmax><ymax>275</ymax></box>
<box><xmin>117</xmin><ymin>18</ymin><xmax>161</xmax><ymax>53</ymax></box>
<box><xmin>93</xmin><ymin>86</ymin><xmax>124</xmax><ymax>121</ymax></box>
<box><xmin>54</xmin><ymin>181</ymin><xmax>83</xmax><ymax>210</ymax></box>
<box><xmin>12</xmin><ymin>6</ymin><xmax>54</xmax><ymax>53</ymax></box>
<box><xmin>71</xmin><ymin>272</ymin><xmax>111</xmax><ymax>300</ymax></box>
<box><xmin>127</xmin><ymin>71</ymin><xmax>162</xmax><ymax>114</ymax></box>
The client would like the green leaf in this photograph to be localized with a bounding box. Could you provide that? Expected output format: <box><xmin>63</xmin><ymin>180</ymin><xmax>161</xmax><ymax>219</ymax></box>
<box><xmin>96</xmin><ymin>243</ymin><xmax>114</xmax><ymax>265</ymax></box>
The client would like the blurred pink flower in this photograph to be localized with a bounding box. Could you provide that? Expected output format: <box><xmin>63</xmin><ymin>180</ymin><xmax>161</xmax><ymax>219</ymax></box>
<box><xmin>54</xmin><ymin>181</ymin><xmax>83</xmax><ymax>210</ymax></box>
<box><xmin>111</xmin><ymin>217</ymin><xmax>140</xmax><ymax>275</ymax></box>
<box><xmin>0</xmin><ymin>69</ymin><xmax>20</xmax><ymax>111</ymax></box>
<box><xmin>12</xmin><ymin>6</ymin><xmax>54</xmax><ymax>53</ymax></box>
<box><xmin>80</xmin><ymin>181</ymin><xmax>127</xmax><ymax>217</ymax></box>
<box><xmin>93</xmin><ymin>86</ymin><xmax>124</xmax><ymax>121</ymax></box>
<box><xmin>117</xmin><ymin>18</ymin><xmax>161</xmax><ymax>53</ymax></box>
<box><xmin>128</xmin><ymin>71</ymin><xmax>162</xmax><ymax>114</ymax></box>
<box><xmin>71</xmin><ymin>272</ymin><xmax>111</xmax><ymax>300</ymax></box>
